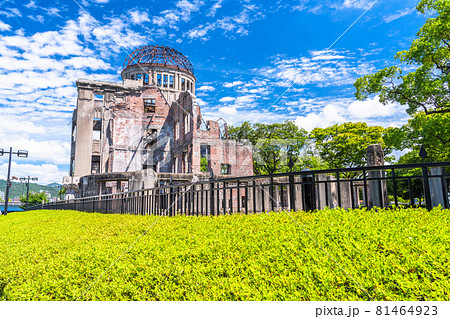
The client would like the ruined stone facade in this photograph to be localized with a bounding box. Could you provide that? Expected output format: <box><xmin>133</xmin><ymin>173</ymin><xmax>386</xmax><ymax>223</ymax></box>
<box><xmin>65</xmin><ymin>45</ymin><xmax>252</xmax><ymax>196</ymax></box>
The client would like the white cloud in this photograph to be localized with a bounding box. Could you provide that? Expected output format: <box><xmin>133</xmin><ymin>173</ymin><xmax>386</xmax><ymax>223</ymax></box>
<box><xmin>28</xmin><ymin>15</ymin><xmax>44</xmax><ymax>23</ymax></box>
<box><xmin>294</xmin><ymin>96</ymin><xmax>408</xmax><ymax>132</ymax></box>
<box><xmin>208</xmin><ymin>0</ymin><xmax>224</xmax><ymax>17</ymax></box>
<box><xmin>341</xmin><ymin>0</ymin><xmax>373</xmax><ymax>10</ymax></box>
<box><xmin>223</xmin><ymin>81</ymin><xmax>244</xmax><ymax>88</ymax></box>
<box><xmin>0</xmin><ymin>20</ymin><xmax>11</xmax><ymax>31</ymax></box>
<box><xmin>0</xmin><ymin>8</ymin><xmax>22</xmax><ymax>18</ymax></box>
<box><xmin>384</xmin><ymin>7</ymin><xmax>416</xmax><ymax>23</ymax></box>
<box><xmin>295</xmin><ymin>104</ymin><xmax>346</xmax><ymax>131</ymax></box>
<box><xmin>0</xmin><ymin>161</ymin><xmax>68</xmax><ymax>185</ymax></box>
<box><xmin>129</xmin><ymin>9</ymin><xmax>150</xmax><ymax>25</ymax></box>
<box><xmin>218</xmin><ymin>106</ymin><xmax>237</xmax><ymax>115</ymax></box>
<box><xmin>185</xmin><ymin>4</ymin><xmax>264</xmax><ymax>40</ymax></box>
<box><xmin>256</xmin><ymin>50</ymin><xmax>375</xmax><ymax>88</ymax></box>
<box><xmin>152</xmin><ymin>0</ymin><xmax>204</xmax><ymax>29</ymax></box>
<box><xmin>197</xmin><ymin>85</ymin><xmax>215</xmax><ymax>92</ymax></box>
<box><xmin>219</xmin><ymin>96</ymin><xmax>235</xmax><ymax>102</ymax></box>
<box><xmin>93</xmin><ymin>0</ymin><xmax>110</xmax><ymax>3</ymax></box>
<box><xmin>347</xmin><ymin>96</ymin><xmax>397</xmax><ymax>119</ymax></box>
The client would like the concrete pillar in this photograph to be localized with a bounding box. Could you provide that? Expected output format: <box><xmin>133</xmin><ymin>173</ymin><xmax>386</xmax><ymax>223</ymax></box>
<box><xmin>430</xmin><ymin>167</ymin><xmax>448</xmax><ymax>208</ymax></box>
<box><xmin>316</xmin><ymin>174</ymin><xmax>328</xmax><ymax>210</ymax></box>
<box><xmin>325</xmin><ymin>175</ymin><xmax>338</xmax><ymax>208</ymax></box>
<box><xmin>367</xmin><ymin>144</ymin><xmax>389</xmax><ymax>208</ymax></box>
<box><xmin>339</xmin><ymin>181</ymin><xmax>352</xmax><ymax>209</ymax></box>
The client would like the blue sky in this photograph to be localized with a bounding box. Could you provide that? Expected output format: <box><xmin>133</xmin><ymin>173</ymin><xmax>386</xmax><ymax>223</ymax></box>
<box><xmin>0</xmin><ymin>0</ymin><xmax>428</xmax><ymax>184</ymax></box>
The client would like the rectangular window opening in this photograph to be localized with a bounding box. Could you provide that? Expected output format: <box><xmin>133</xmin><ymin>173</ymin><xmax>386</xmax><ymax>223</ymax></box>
<box><xmin>220</xmin><ymin>164</ymin><xmax>230</xmax><ymax>175</ymax></box>
<box><xmin>157</xmin><ymin>74</ymin><xmax>162</xmax><ymax>86</ymax></box>
<box><xmin>184</xmin><ymin>113</ymin><xmax>190</xmax><ymax>134</ymax></box>
<box><xmin>144</xmin><ymin>98</ymin><xmax>156</xmax><ymax>113</ymax></box>
<box><xmin>93</xmin><ymin>117</ymin><xmax>101</xmax><ymax>140</ymax></box>
<box><xmin>173</xmin><ymin>156</ymin><xmax>178</xmax><ymax>173</ymax></box>
<box><xmin>91</xmin><ymin>155</ymin><xmax>100</xmax><ymax>174</ymax></box>
<box><xmin>169</xmin><ymin>75</ymin><xmax>174</xmax><ymax>89</ymax></box>
<box><xmin>143</xmin><ymin>74</ymin><xmax>149</xmax><ymax>85</ymax></box>
<box><xmin>163</xmin><ymin>74</ymin><xmax>168</xmax><ymax>88</ymax></box>
<box><xmin>181</xmin><ymin>78</ymin><xmax>185</xmax><ymax>91</ymax></box>
<box><xmin>174</xmin><ymin>120</ymin><xmax>180</xmax><ymax>140</ymax></box>
<box><xmin>136</xmin><ymin>74</ymin><xmax>142</xmax><ymax>80</ymax></box>
<box><xmin>200</xmin><ymin>145</ymin><xmax>210</xmax><ymax>173</ymax></box>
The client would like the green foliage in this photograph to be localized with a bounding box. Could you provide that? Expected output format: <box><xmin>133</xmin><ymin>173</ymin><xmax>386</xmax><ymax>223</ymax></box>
<box><xmin>229</xmin><ymin>121</ymin><xmax>318</xmax><ymax>174</ymax></box>
<box><xmin>19</xmin><ymin>192</ymin><xmax>49</xmax><ymax>207</ymax></box>
<box><xmin>200</xmin><ymin>157</ymin><xmax>208</xmax><ymax>173</ymax></box>
<box><xmin>58</xmin><ymin>187</ymin><xmax>66</xmax><ymax>197</ymax></box>
<box><xmin>354</xmin><ymin>0</ymin><xmax>450</xmax><ymax>115</ymax></box>
<box><xmin>0</xmin><ymin>208</ymin><xmax>449</xmax><ymax>300</ymax></box>
<box><xmin>385</xmin><ymin>112</ymin><xmax>450</xmax><ymax>163</ymax></box>
<box><xmin>310</xmin><ymin>122</ymin><xmax>391</xmax><ymax>176</ymax></box>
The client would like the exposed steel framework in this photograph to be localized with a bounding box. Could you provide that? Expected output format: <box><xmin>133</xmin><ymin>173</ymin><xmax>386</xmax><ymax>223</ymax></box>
<box><xmin>123</xmin><ymin>45</ymin><xmax>194</xmax><ymax>75</ymax></box>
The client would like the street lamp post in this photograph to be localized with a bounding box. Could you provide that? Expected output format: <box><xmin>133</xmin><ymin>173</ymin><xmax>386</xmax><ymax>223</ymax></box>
<box><xmin>0</xmin><ymin>147</ymin><xmax>28</xmax><ymax>215</ymax></box>
<box><xmin>20</xmin><ymin>176</ymin><xmax>38</xmax><ymax>209</ymax></box>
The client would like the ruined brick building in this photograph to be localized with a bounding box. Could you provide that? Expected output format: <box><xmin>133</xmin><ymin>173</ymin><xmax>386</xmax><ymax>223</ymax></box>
<box><xmin>64</xmin><ymin>45</ymin><xmax>253</xmax><ymax>196</ymax></box>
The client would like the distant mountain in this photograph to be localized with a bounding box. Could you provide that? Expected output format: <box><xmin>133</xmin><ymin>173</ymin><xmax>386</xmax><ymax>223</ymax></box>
<box><xmin>46</xmin><ymin>182</ymin><xmax>62</xmax><ymax>188</ymax></box>
<box><xmin>0</xmin><ymin>179</ymin><xmax>60</xmax><ymax>200</ymax></box>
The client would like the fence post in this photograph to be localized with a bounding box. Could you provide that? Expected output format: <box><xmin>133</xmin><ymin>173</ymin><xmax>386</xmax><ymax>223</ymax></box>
<box><xmin>210</xmin><ymin>181</ymin><xmax>215</xmax><ymax>216</ymax></box>
<box><xmin>422</xmin><ymin>166</ymin><xmax>432</xmax><ymax>211</ymax></box>
<box><xmin>289</xmin><ymin>174</ymin><xmax>295</xmax><ymax>212</ymax></box>
<box><xmin>302</xmin><ymin>169</ymin><xmax>316</xmax><ymax>211</ymax></box>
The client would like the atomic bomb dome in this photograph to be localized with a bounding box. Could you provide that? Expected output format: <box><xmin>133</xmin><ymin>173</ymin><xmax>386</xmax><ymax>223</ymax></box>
<box><xmin>65</xmin><ymin>44</ymin><xmax>253</xmax><ymax>198</ymax></box>
<box><xmin>121</xmin><ymin>45</ymin><xmax>196</xmax><ymax>102</ymax></box>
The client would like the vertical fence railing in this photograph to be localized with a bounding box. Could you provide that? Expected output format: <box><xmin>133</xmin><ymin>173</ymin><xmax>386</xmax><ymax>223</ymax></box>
<box><xmin>27</xmin><ymin>162</ymin><xmax>450</xmax><ymax>215</ymax></box>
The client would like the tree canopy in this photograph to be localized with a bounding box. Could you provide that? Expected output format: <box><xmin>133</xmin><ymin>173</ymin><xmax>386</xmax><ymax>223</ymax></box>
<box><xmin>228</xmin><ymin>121</ymin><xmax>319</xmax><ymax>174</ymax></box>
<box><xmin>384</xmin><ymin>112</ymin><xmax>450</xmax><ymax>163</ymax></box>
<box><xmin>19</xmin><ymin>192</ymin><xmax>49</xmax><ymax>208</ymax></box>
<box><xmin>310</xmin><ymin>122</ymin><xmax>391</xmax><ymax>176</ymax></box>
<box><xmin>354</xmin><ymin>0</ymin><xmax>450</xmax><ymax>115</ymax></box>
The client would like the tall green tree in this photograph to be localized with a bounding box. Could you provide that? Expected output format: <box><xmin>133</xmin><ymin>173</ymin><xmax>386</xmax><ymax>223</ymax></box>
<box><xmin>228</xmin><ymin>121</ymin><xmax>317</xmax><ymax>174</ymax></box>
<box><xmin>384</xmin><ymin>112</ymin><xmax>450</xmax><ymax>162</ymax></box>
<box><xmin>310</xmin><ymin>122</ymin><xmax>391</xmax><ymax>177</ymax></box>
<box><xmin>19</xmin><ymin>192</ymin><xmax>49</xmax><ymax>208</ymax></box>
<box><xmin>354</xmin><ymin>0</ymin><xmax>450</xmax><ymax>115</ymax></box>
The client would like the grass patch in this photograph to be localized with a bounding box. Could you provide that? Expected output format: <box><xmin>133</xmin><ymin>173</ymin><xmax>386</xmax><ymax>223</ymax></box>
<box><xmin>0</xmin><ymin>207</ymin><xmax>449</xmax><ymax>300</ymax></box>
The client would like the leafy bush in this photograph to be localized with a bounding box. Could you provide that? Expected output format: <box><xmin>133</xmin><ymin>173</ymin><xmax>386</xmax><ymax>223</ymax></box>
<box><xmin>19</xmin><ymin>192</ymin><xmax>49</xmax><ymax>208</ymax></box>
<box><xmin>200</xmin><ymin>157</ymin><xmax>208</xmax><ymax>172</ymax></box>
<box><xmin>0</xmin><ymin>207</ymin><xmax>449</xmax><ymax>301</ymax></box>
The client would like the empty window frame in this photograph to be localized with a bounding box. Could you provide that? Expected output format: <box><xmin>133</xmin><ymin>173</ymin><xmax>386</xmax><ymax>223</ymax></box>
<box><xmin>136</xmin><ymin>74</ymin><xmax>142</xmax><ymax>80</ymax></box>
<box><xmin>144</xmin><ymin>98</ymin><xmax>156</xmax><ymax>113</ymax></box>
<box><xmin>94</xmin><ymin>94</ymin><xmax>104</xmax><ymax>101</ymax></box>
<box><xmin>143</xmin><ymin>74</ymin><xmax>149</xmax><ymax>85</ymax></box>
<box><xmin>93</xmin><ymin>117</ymin><xmax>101</xmax><ymax>140</ymax></box>
<box><xmin>182</xmin><ymin>151</ymin><xmax>189</xmax><ymax>173</ymax></box>
<box><xmin>174</xmin><ymin>120</ymin><xmax>180</xmax><ymax>140</ymax></box>
<box><xmin>157</xmin><ymin>74</ymin><xmax>162</xmax><ymax>86</ymax></box>
<box><xmin>169</xmin><ymin>75</ymin><xmax>174</xmax><ymax>89</ymax></box>
<box><xmin>184</xmin><ymin>113</ymin><xmax>190</xmax><ymax>134</ymax></box>
<box><xmin>163</xmin><ymin>74</ymin><xmax>168</xmax><ymax>88</ymax></box>
<box><xmin>181</xmin><ymin>78</ymin><xmax>186</xmax><ymax>91</ymax></box>
<box><xmin>131</xmin><ymin>74</ymin><xmax>136</xmax><ymax>80</ymax></box>
<box><xmin>220</xmin><ymin>164</ymin><xmax>230</xmax><ymax>175</ymax></box>
<box><xmin>173</xmin><ymin>156</ymin><xmax>178</xmax><ymax>173</ymax></box>
<box><xmin>91</xmin><ymin>155</ymin><xmax>100</xmax><ymax>174</ymax></box>
<box><xmin>200</xmin><ymin>144</ymin><xmax>210</xmax><ymax>173</ymax></box>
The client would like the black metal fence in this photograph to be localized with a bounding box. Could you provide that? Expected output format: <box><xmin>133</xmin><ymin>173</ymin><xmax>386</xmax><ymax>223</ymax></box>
<box><xmin>29</xmin><ymin>162</ymin><xmax>450</xmax><ymax>215</ymax></box>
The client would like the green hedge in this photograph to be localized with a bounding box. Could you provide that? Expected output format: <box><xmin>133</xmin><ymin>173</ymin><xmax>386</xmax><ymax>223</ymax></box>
<box><xmin>0</xmin><ymin>207</ymin><xmax>449</xmax><ymax>300</ymax></box>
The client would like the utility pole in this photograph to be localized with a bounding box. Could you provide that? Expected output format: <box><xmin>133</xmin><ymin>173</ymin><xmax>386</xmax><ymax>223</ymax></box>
<box><xmin>20</xmin><ymin>176</ymin><xmax>38</xmax><ymax>209</ymax></box>
<box><xmin>0</xmin><ymin>147</ymin><xmax>28</xmax><ymax>215</ymax></box>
